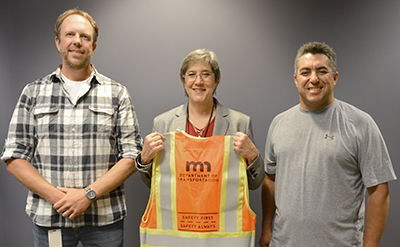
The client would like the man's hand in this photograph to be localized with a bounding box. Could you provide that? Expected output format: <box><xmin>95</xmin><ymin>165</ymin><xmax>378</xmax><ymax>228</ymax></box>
<box><xmin>53</xmin><ymin>187</ymin><xmax>92</xmax><ymax>220</ymax></box>
<box><xmin>259</xmin><ymin>228</ymin><xmax>273</xmax><ymax>247</ymax></box>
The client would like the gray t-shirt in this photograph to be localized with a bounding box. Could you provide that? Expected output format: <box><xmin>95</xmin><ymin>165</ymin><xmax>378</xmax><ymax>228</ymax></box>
<box><xmin>265</xmin><ymin>99</ymin><xmax>396</xmax><ymax>247</ymax></box>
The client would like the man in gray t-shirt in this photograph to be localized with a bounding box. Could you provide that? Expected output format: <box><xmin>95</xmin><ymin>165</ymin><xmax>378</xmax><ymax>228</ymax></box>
<box><xmin>259</xmin><ymin>42</ymin><xmax>396</xmax><ymax>247</ymax></box>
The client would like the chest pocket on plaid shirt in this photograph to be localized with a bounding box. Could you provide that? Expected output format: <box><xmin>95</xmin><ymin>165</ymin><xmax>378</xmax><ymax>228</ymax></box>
<box><xmin>33</xmin><ymin>106</ymin><xmax>60</xmax><ymax>135</ymax></box>
<box><xmin>88</xmin><ymin>105</ymin><xmax>115</xmax><ymax>133</ymax></box>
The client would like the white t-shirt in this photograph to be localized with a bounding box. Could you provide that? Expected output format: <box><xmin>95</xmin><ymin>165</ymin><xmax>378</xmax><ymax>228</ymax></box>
<box><xmin>61</xmin><ymin>72</ymin><xmax>92</xmax><ymax>105</ymax></box>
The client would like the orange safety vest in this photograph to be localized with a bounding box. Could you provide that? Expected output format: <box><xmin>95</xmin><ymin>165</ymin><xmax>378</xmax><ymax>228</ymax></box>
<box><xmin>140</xmin><ymin>131</ymin><xmax>256</xmax><ymax>247</ymax></box>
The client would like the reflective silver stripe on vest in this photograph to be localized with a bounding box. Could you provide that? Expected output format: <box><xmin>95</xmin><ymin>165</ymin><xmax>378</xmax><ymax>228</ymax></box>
<box><xmin>140</xmin><ymin>231</ymin><xmax>255</xmax><ymax>246</ymax></box>
<box><xmin>158</xmin><ymin>132</ymin><xmax>173</xmax><ymax>230</ymax></box>
<box><xmin>223</xmin><ymin>136</ymin><xmax>241</xmax><ymax>232</ymax></box>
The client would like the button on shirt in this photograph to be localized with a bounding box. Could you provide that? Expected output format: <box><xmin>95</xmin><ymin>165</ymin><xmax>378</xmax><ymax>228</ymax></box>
<box><xmin>1</xmin><ymin>66</ymin><xmax>143</xmax><ymax>227</ymax></box>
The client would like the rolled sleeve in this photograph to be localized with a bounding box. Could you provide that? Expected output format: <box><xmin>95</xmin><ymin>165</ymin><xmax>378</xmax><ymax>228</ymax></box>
<box><xmin>1</xmin><ymin>86</ymin><xmax>36</xmax><ymax>163</ymax></box>
<box><xmin>115</xmin><ymin>88</ymin><xmax>143</xmax><ymax>160</ymax></box>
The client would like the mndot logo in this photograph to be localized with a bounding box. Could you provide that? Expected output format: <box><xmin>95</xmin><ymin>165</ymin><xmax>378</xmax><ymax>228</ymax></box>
<box><xmin>186</xmin><ymin>161</ymin><xmax>211</xmax><ymax>172</ymax></box>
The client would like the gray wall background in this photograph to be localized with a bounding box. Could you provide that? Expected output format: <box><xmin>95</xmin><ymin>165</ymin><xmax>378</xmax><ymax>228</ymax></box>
<box><xmin>1</xmin><ymin>0</ymin><xmax>399</xmax><ymax>246</ymax></box>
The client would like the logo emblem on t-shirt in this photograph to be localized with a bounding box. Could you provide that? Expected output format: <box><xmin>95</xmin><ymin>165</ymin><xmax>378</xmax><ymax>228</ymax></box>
<box><xmin>324</xmin><ymin>134</ymin><xmax>334</xmax><ymax>140</ymax></box>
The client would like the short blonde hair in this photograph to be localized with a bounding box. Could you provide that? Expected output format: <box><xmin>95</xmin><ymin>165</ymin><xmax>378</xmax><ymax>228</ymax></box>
<box><xmin>54</xmin><ymin>8</ymin><xmax>99</xmax><ymax>47</ymax></box>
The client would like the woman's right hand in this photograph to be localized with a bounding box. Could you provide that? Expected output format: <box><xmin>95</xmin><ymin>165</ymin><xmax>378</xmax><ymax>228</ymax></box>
<box><xmin>141</xmin><ymin>132</ymin><xmax>165</xmax><ymax>165</ymax></box>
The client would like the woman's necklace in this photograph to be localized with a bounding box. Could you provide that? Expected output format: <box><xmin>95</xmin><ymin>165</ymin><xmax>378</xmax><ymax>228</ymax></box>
<box><xmin>187</xmin><ymin>101</ymin><xmax>215</xmax><ymax>137</ymax></box>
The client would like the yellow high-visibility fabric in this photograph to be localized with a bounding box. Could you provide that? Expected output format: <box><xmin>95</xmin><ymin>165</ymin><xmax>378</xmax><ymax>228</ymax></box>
<box><xmin>140</xmin><ymin>131</ymin><xmax>256</xmax><ymax>247</ymax></box>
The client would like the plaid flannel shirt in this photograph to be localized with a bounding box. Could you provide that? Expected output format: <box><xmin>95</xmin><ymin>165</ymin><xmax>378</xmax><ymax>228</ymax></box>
<box><xmin>1</xmin><ymin>66</ymin><xmax>143</xmax><ymax>227</ymax></box>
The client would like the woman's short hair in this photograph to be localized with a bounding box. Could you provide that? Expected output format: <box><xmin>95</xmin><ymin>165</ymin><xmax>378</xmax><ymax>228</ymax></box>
<box><xmin>180</xmin><ymin>48</ymin><xmax>221</xmax><ymax>84</ymax></box>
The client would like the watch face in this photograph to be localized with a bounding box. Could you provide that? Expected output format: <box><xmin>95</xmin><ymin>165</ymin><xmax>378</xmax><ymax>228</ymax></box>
<box><xmin>87</xmin><ymin>190</ymin><xmax>96</xmax><ymax>199</ymax></box>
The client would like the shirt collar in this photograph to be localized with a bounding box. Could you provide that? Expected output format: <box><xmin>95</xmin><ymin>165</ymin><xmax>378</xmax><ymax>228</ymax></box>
<box><xmin>50</xmin><ymin>65</ymin><xmax>102</xmax><ymax>85</ymax></box>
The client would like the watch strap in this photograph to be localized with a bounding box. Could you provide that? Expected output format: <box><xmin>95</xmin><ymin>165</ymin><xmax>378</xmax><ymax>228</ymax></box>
<box><xmin>84</xmin><ymin>186</ymin><xmax>97</xmax><ymax>201</ymax></box>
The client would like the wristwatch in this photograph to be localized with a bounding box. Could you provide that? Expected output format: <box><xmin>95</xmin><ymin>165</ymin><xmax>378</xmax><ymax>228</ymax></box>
<box><xmin>84</xmin><ymin>186</ymin><xmax>97</xmax><ymax>201</ymax></box>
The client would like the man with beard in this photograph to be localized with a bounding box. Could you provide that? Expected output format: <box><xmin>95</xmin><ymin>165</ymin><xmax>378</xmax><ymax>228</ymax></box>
<box><xmin>1</xmin><ymin>9</ymin><xmax>143</xmax><ymax>246</ymax></box>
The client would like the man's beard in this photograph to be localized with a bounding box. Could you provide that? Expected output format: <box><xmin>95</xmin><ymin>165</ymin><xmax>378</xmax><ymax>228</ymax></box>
<box><xmin>60</xmin><ymin>47</ymin><xmax>93</xmax><ymax>70</ymax></box>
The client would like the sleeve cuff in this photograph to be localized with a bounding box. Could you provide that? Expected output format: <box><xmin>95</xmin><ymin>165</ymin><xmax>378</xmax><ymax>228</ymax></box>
<box><xmin>135</xmin><ymin>153</ymin><xmax>153</xmax><ymax>172</ymax></box>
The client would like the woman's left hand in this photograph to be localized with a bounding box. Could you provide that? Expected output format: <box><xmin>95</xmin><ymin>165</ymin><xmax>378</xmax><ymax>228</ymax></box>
<box><xmin>233</xmin><ymin>132</ymin><xmax>259</xmax><ymax>164</ymax></box>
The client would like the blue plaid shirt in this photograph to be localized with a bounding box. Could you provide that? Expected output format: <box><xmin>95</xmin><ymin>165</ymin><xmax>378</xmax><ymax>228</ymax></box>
<box><xmin>1</xmin><ymin>66</ymin><xmax>143</xmax><ymax>227</ymax></box>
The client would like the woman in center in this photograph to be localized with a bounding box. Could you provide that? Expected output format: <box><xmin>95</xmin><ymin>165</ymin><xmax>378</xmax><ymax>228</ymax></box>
<box><xmin>136</xmin><ymin>48</ymin><xmax>264</xmax><ymax>190</ymax></box>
